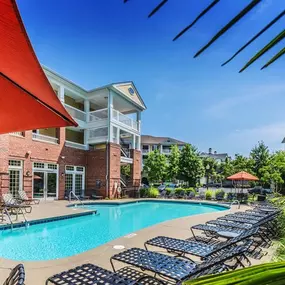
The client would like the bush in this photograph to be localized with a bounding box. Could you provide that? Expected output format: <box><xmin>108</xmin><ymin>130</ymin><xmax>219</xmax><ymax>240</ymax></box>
<box><xmin>148</xmin><ymin>187</ymin><xmax>159</xmax><ymax>198</ymax></box>
<box><xmin>205</xmin><ymin>190</ymin><xmax>213</xmax><ymax>200</ymax></box>
<box><xmin>185</xmin><ymin>187</ymin><xmax>196</xmax><ymax>195</ymax></box>
<box><xmin>175</xmin><ymin>188</ymin><xmax>186</xmax><ymax>197</ymax></box>
<box><xmin>140</xmin><ymin>187</ymin><xmax>159</xmax><ymax>198</ymax></box>
<box><xmin>165</xmin><ymin>187</ymin><xmax>173</xmax><ymax>196</ymax></box>
<box><xmin>215</xmin><ymin>189</ymin><xmax>225</xmax><ymax>200</ymax></box>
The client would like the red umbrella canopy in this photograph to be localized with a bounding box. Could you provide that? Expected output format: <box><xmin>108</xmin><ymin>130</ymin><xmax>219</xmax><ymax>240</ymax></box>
<box><xmin>0</xmin><ymin>0</ymin><xmax>77</xmax><ymax>134</ymax></box>
<box><xmin>227</xmin><ymin>171</ymin><xmax>259</xmax><ymax>181</ymax></box>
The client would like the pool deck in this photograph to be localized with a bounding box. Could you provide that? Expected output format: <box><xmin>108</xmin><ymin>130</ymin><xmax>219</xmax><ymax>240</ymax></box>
<box><xmin>0</xmin><ymin>199</ymin><xmax>275</xmax><ymax>284</ymax></box>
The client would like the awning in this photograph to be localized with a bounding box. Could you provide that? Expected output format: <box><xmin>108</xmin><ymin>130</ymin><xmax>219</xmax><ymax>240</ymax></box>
<box><xmin>0</xmin><ymin>0</ymin><xmax>77</xmax><ymax>134</ymax></box>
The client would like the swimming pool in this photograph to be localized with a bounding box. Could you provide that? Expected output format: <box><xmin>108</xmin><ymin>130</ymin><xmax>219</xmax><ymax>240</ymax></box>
<box><xmin>0</xmin><ymin>201</ymin><xmax>227</xmax><ymax>261</ymax></box>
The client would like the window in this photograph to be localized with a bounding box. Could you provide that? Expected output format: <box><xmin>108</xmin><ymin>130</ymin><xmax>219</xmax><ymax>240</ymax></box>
<box><xmin>65</xmin><ymin>165</ymin><xmax>85</xmax><ymax>196</ymax></box>
<box><xmin>8</xmin><ymin>160</ymin><xmax>23</xmax><ymax>197</ymax></box>
<box><xmin>33</xmin><ymin>162</ymin><xmax>44</xmax><ymax>169</ymax></box>
<box><xmin>48</xmin><ymin>164</ymin><xmax>58</xmax><ymax>170</ymax></box>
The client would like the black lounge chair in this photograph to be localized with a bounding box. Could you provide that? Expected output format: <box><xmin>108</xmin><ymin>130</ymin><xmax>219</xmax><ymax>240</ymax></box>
<box><xmin>144</xmin><ymin>227</ymin><xmax>258</xmax><ymax>262</ymax></box>
<box><xmin>46</xmin><ymin>264</ymin><xmax>165</xmax><ymax>285</ymax></box>
<box><xmin>3</xmin><ymin>264</ymin><xmax>25</xmax><ymax>285</ymax></box>
<box><xmin>110</xmin><ymin>240</ymin><xmax>253</xmax><ymax>284</ymax></box>
<box><xmin>207</xmin><ymin>219</ymin><xmax>252</xmax><ymax>230</ymax></box>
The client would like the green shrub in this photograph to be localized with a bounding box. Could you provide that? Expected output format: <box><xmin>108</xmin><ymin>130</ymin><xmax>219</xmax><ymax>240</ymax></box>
<box><xmin>215</xmin><ymin>189</ymin><xmax>225</xmax><ymax>200</ymax></box>
<box><xmin>140</xmin><ymin>187</ymin><xmax>159</xmax><ymax>198</ymax></box>
<box><xmin>148</xmin><ymin>187</ymin><xmax>159</xmax><ymax>198</ymax></box>
<box><xmin>165</xmin><ymin>188</ymin><xmax>173</xmax><ymax>196</ymax></box>
<box><xmin>205</xmin><ymin>190</ymin><xmax>213</xmax><ymax>200</ymax></box>
<box><xmin>185</xmin><ymin>187</ymin><xmax>196</xmax><ymax>195</ymax></box>
<box><xmin>175</xmin><ymin>188</ymin><xmax>186</xmax><ymax>197</ymax></box>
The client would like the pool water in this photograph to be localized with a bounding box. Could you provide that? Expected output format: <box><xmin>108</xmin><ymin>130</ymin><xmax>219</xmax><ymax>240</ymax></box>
<box><xmin>0</xmin><ymin>201</ymin><xmax>227</xmax><ymax>261</ymax></box>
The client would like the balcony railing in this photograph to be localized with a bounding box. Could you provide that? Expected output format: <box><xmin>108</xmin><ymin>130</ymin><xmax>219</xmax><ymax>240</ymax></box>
<box><xmin>64</xmin><ymin>104</ymin><xmax>86</xmax><ymax>122</ymax></box>
<box><xmin>162</xmin><ymin>148</ymin><xmax>171</xmax><ymax>154</ymax></box>
<box><xmin>112</xmin><ymin>109</ymin><xmax>138</xmax><ymax>131</ymax></box>
<box><xmin>89</xmin><ymin>108</ymin><xmax>108</xmax><ymax>122</ymax></box>
<box><xmin>88</xmin><ymin>127</ymin><xmax>108</xmax><ymax>144</ymax></box>
<box><xmin>10</xmin><ymin>132</ymin><xmax>24</xmax><ymax>137</ymax></box>
<box><xmin>142</xmin><ymin>149</ymin><xmax>149</xmax><ymax>154</ymax></box>
<box><xmin>65</xmin><ymin>141</ymin><xmax>87</xmax><ymax>150</ymax></box>
<box><xmin>32</xmin><ymin>133</ymin><xmax>58</xmax><ymax>144</ymax></box>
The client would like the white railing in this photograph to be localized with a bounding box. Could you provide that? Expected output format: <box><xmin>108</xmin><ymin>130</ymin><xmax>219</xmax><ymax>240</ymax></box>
<box><xmin>112</xmin><ymin>109</ymin><xmax>139</xmax><ymax>131</ymax></box>
<box><xmin>65</xmin><ymin>141</ymin><xmax>87</xmax><ymax>150</ymax></box>
<box><xmin>142</xmin><ymin>149</ymin><xmax>149</xmax><ymax>154</ymax></box>
<box><xmin>89</xmin><ymin>108</ymin><xmax>108</xmax><ymax>122</ymax></box>
<box><xmin>32</xmin><ymin>133</ymin><xmax>58</xmax><ymax>144</ymax></box>
<box><xmin>88</xmin><ymin>127</ymin><xmax>108</xmax><ymax>143</ymax></box>
<box><xmin>162</xmin><ymin>148</ymin><xmax>171</xmax><ymax>154</ymax></box>
<box><xmin>10</xmin><ymin>132</ymin><xmax>24</xmax><ymax>137</ymax></box>
<box><xmin>64</xmin><ymin>104</ymin><xmax>86</xmax><ymax>122</ymax></box>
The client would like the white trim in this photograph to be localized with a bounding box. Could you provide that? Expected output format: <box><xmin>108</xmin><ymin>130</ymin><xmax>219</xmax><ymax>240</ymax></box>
<box><xmin>65</xmin><ymin>165</ymin><xmax>85</xmax><ymax>196</ymax></box>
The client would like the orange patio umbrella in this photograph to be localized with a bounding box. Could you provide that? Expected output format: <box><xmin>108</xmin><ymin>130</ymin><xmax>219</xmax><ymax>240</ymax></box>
<box><xmin>0</xmin><ymin>0</ymin><xmax>77</xmax><ymax>134</ymax></box>
<box><xmin>227</xmin><ymin>171</ymin><xmax>259</xmax><ymax>181</ymax></box>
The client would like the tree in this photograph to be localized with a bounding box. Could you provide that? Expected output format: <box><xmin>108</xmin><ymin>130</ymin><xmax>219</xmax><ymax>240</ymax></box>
<box><xmin>250</xmin><ymin>141</ymin><xmax>270</xmax><ymax>178</ymax></box>
<box><xmin>179</xmin><ymin>144</ymin><xmax>204</xmax><ymax>186</ymax></box>
<box><xmin>167</xmin><ymin>145</ymin><xmax>180</xmax><ymax>182</ymax></box>
<box><xmin>219</xmin><ymin>157</ymin><xmax>234</xmax><ymax>179</ymax></box>
<box><xmin>143</xmin><ymin>150</ymin><xmax>167</xmax><ymax>183</ymax></box>
<box><xmin>202</xmin><ymin>157</ymin><xmax>218</xmax><ymax>181</ymax></box>
<box><xmin>232</xmin><ymin>154</ymin><xmax>254</xmax><ymax>174</ymax></box>
<box><xmin>121</xmin><ymin>164</ymin><xmax>130</xmax><ymax>179</ymax></box>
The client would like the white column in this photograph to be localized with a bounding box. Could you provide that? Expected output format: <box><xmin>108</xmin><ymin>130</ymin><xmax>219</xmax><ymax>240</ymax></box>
<box><xmin>116</xmin><ymin>127</ymin><xmax>120</xmax><ymax>144</ymax></box>
<box><xmin>59</xmin><ymin>85</ymin><xmax>65</xmax><ymax>104</ymax></box>
<box><xmin>132</xmin><ymin>134</ymin><xmax>136</xmax><ymax>150</ymax></box>
<box><xmin>108</xmin><ymin>90</ymin><xmax>113</xmax><ymax>142</ymax></box>
<box><xmin>137</xmin><ymin>135</ymin><xmax>141</xmax><ymax>150</ymax></box>
<box><xmin>137</xmin><ymin>111</ymin><xmax>141</xmax><ymax>132</ymax></box>
<box><xmin>84</xmin><ymin>100</ymin><xmax>90</xmax><ymax>123</ymax></box>
<box><xmin>84</xmin><ymin>129</ymin><xmax>89</xmax><ymax>150</ymax></box>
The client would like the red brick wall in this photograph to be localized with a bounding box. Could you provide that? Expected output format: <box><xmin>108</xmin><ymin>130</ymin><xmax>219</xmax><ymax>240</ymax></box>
<box><xmin>108</xmin><ymin>143</ymin><xmax>121</xmax><ymax>198</ymax></box>
<box><xmin>130</xmin><ymin>149</ymin><xmax>142</xmax><ymax>187</ymax></box>
<box><xmin>1</xmin><ymin>131</ymin><xmax>141</xmax><ymax>200</ymax></box>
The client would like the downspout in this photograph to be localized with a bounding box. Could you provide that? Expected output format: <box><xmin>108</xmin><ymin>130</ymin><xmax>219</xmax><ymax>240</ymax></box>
<box><xmin>106</xmin><ymin>88</ymin><xmax>111</xmax><ymax>198</ymax></box>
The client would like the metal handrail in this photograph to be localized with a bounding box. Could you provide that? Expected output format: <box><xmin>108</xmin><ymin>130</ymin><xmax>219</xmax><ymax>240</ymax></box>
<box><xmin>3</xmin><ymin>207</ymin><xmax>14</xmax><ymax>230</ymax></box>
<box><xmin>68</xmin><ymin>191</ymin><xmax>84</xmax><ymax>206</ymax></box>
<box><xmin>231</xmin><ymin>200</ymin><xmax>240</xmax><ymax>209</ymax></box>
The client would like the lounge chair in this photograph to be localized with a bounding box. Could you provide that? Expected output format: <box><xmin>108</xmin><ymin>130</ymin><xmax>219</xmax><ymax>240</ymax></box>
<box><xmin>46</xmin><ymin>264</ymin><xmax>164</xmax><ymax>285</ymax></box>
<box><xmin>18</xmin><ymin>190</ymin><xmax>40</xmax><ymax>205</ymax></box>
<box><xmin>2</xmin><ymin>193</ymin><xmax>32</xmax><ymax>214</ymax></box>
<box><xmin>144</xmin><ymin>227</ymin><xmax>258</xmax><ymax>262</ymax></box>
<box><xmin>3</xmin><ymin>264</ymin><xmax>25</xmax><ymax>285</ymax></box>
<box><xmin>110</xmin><ymin>240</ymin><xmax>253</xmax><ymax>284</ymax></box>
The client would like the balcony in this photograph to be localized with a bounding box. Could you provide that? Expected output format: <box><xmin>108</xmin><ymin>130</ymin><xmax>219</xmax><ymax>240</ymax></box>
<box><xmin>112</xmin><ymin>109</ymin><xmax>139</xmax><ymax>132</ymax></box>
<box><xmin>162</xmin><ymin>148</ymin><xmax>171</xmax><ymax>154</ymax></box>
<box><xmin>32</xmin><ymin>133</ymin><xmax>58</xmax><ymax>144</ymax></box>
<box><xmin>65</xmin><ymin>141</ymin><xmax>87</xmax><ymax>150</ymax></box>
<box><xmin>142</xmin><ymin>149</ymin><xmax>149</xmax><ymax>154</ymax></box>
<box><xmin>88</xmin><ymin>127</ymin><xmax>108</xmax><ymax>144</ymax></box>
<box><xmin>64</xmin><ymin>104</ymin><xmax>86</xmax><ymax>122</ymax></box>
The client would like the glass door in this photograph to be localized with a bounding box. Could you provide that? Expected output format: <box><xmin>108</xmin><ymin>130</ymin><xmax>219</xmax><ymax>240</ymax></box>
<box><xmin>47</xmin><ymin>173</ymin><xmax>57</xmax><ymax>198</ymax></box>
<box><xmin>33</xmin><ymin>171</ymin><xmax>58</xmax><ymax>199</ymax></box>
<box><xmin>33</xmin><ymin>172</ymin><xmax>45</xmax><ymax>198</ymax></box>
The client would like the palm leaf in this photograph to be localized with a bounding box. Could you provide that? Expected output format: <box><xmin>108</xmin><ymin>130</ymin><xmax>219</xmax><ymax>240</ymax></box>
<box><xmin>261</xmin><ymin>47</ymin><xmax>285</xmax><ymax>70</ymax></box>
<box><xmin>173</xmin><ymin>0</ymin><xmax>220</xmax><ymax>42</ymax></box>
<box><xmin>222</xmin><ymin>9</ymin><xmax>285</xmax><ymax>66</ymax></box>
<box><xmin>148</xmin><ymin>0</ymin><xmax>168</xmax><ymax>18</ymax></box>
<box><xmin>239</xmin><ymin>29</ymin><xmax>285</xmax><ymax>73</ymax></box>
<box><xmin>194</xmin><ymin>0</ymin><xmax>262</xmax><ymax>58</ymax></box>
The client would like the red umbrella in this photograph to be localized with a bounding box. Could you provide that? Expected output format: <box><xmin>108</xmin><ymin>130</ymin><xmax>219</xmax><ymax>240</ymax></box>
<box><xmin>0</xmin><ymin>0</ymin><xmax>77</xmax><ymax>134</ymax></box>
<box><xmin>227</xmin><ymin>171</ymin><xmax>259</xmax><ymax>181</ymax></box>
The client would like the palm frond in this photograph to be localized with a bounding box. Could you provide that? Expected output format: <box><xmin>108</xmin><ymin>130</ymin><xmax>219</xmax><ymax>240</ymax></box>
<box><xmin>239</xmin><ymin>29</ymin><xmax>285</xmax><ymax>73</ymax></box>
<box><xmin>148</xmin><ymin>0</ymin><xmax>168</xmax><ymax>18</ymax></box>
<box><xmin>194</xmin><ymin>0</ymin><xmax>262</xmax><ymax>58</ymax></box>
<box><xmin>173</xmin><ymin>0</ymin><xmax>220</xmax><ymax>42</ymax></box>
<box><xmin>261</xmin><ymin>47</ymin><xmax>285</xmax><ymax>70</ymax></box>
<box><xmin>222</xmin><ymin>10</ymin><xmax>285</xmax><ymax>66</ymax></box>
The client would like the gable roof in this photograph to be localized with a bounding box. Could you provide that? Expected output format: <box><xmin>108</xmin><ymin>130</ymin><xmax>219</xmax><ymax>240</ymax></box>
<box><xmin>141</xmin><ymin>135</ymin><xmax>186</xmax><ymax>145</ymax></box>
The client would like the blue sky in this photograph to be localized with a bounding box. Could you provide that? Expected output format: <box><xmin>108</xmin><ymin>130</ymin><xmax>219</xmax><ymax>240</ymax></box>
<box><xmin>18</xmin><ymin>0</ymin><xmax>285</xmax><ymax>156</ymax></box>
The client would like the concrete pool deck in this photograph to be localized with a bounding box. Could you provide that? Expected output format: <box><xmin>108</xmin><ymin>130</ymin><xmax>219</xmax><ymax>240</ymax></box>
<box><xmin>0</xmin><ymin>199</ymin><xmax>275</xmax><ymax>284</ymax></box>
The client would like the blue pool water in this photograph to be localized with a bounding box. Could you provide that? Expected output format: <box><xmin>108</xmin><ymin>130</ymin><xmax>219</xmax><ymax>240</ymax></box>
<box><xmin>0</xmin><ymin>201</ymin><xmax>227</xmax><ymax>261</ymax></box>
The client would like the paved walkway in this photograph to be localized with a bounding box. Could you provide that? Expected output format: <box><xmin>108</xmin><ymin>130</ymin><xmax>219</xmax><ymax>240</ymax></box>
<box><xmin>0</xmin><ymin>199</ymin><xmax>274</xmax><ymax>284</ymax></box>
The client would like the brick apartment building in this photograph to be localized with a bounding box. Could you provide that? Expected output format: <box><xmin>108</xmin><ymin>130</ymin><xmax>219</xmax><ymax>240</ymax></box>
<box><xmin>0</xmin><ymin>66</ymin><xmax>146</xmax><ymax>200</ymax></box>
